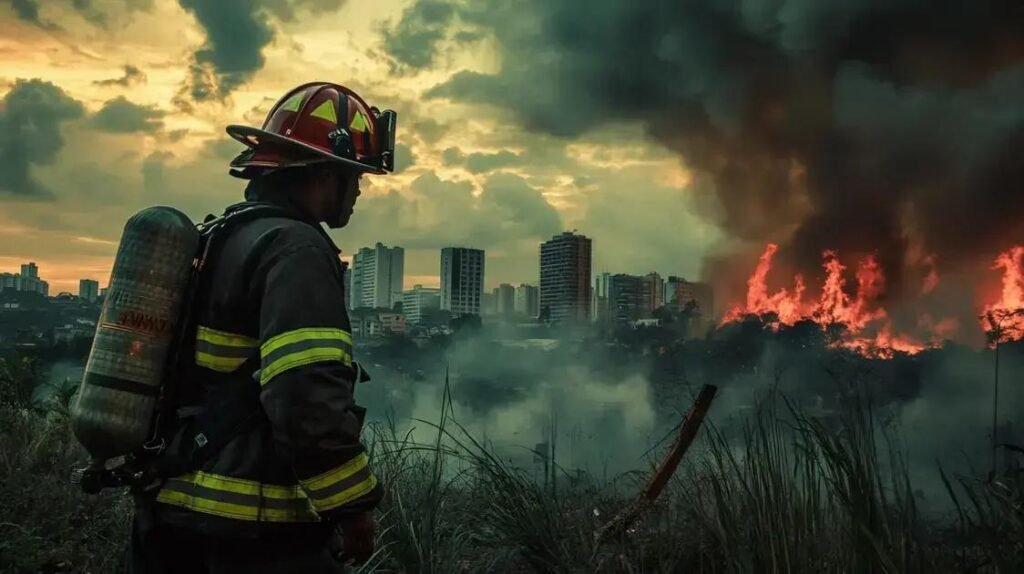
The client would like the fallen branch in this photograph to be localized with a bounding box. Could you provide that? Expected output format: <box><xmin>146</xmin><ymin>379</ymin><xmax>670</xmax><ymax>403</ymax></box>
<box><xmin>594</xmin><ymin>384</ymin><xmax>717</xmax><ymax>545</ymax></box>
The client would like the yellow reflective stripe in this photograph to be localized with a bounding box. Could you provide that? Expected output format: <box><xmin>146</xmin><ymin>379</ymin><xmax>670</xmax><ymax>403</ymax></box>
<box><xmin>155</xmin><ymin>490</ymin><xmax>315</xmax><ymax>523</ymax></box>
<box><xmin>259</xmin><ymin>327</ymin><xmax>354</xmax><ymax>385</ymax></box>
<box><xmin>195</xmin><ymin>326</ymin><xmax>256</xmax><ymax>372</ymax></box>
<box><xmin>300</xmin><ymin>453</ymin><xmax>378</xmax><ymax>512</ymax></box>
<box><xmin>155</xmin><ymin>471</ymin><xmax>320</xmax><ymax>523</ymax></box>
<box><xmin>261</xmin><ymin>327</ymin><xmax>352</xmax><ymax>357</ymax></box>
<box><xmin>316</xmin><ymin>473</ymin><xmax>377</xmax><ymax>512</ymax></box>
<box><xmin>197</xmin><ymin>326</ymin><xmax>257</xmax><ymax>348</ymax></box>
<box><xmin>260</xmin><ymin>347</ymin><xmax>352</xmax><ymax>386</ymax></box>
<box><xmin>195</xmin><ymin>352</ymin><xmax>248</xmax><ymax>373</ymax></box>
<box><xmin>303</xmin><ymin>452</ymin><xmax>369</xmax><ymax>492</ymax></box>
<box><xmin>189</xmin><ymin>470</ymin><xmax>302</xmax><ymax>498</ymax></box>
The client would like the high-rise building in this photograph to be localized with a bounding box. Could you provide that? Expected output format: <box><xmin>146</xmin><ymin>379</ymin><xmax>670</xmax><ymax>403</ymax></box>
<box><xmin>514</xmin><ymin>284</ymin><xmax>540</xmax><ymax>318</ymax></box>
<box><xmin>440</xmin><ymin>247</ymin><xmax>485</xmax><ymax>316</ymax></box>
<box><xmin>609</xmin><ymin>274</ymin><xmax>644</xmax><ymax>324</ymax></box>
<box><xmin>402</xmin><ymin>285</ymin><xmax>441</xmax><ymax>325</ymax></box>
<box><xmin>539</xmin><ymin>231</ymin><xmax>592</xmax><ymax>323</ymax></box>
<box><xmin>0</xmin><ymin>273</ymin><xmax>17</xmax><ymax>292</ymax></box>
<box><xmin>666</xmin><ymin>278</ymin><xmax>715</xmax><ymax>318</ymax></box>
<box><xmin>643</xmin><ymin>272</ymin><xmax>663</xmax><ymax>313</ymax></box>
<box><xmin>592</xmin><ymin>272</ymin><xmax>611</xmax><ymax>323</ymax></box>
<box><xmin>79</xmin><ymin>279</ymin><xmax>100</xmax><ymax>302</ymax></box>
<box><xmin>495</xmin><ymin>283</ymin><xmax>515</xmax><ymax>316</ymax></box>
<box><xmin>664</xmin><ymin>276</ymin><xmax>685</xmax><ymax>307</ymax></box>
<box><xmin>351</xmin><ymin>243</ymin><xmax>404</xmax><ymax>309</ymax></box>
<box><xmin>21</xmin><ymin>263</ymin><xmax>38</xmax><ymax>280</ymax></box>
<box><xmin>342</xmin><ymin>262</ymin><xmax>352</xmax><ymax>310</ymax></box>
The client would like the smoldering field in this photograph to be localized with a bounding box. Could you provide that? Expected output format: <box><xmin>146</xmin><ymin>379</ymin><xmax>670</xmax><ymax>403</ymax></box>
<box><xmin>354</xmin><ymin>326</ymin><xmax>1024</xmax><ymax>516</ymax></box>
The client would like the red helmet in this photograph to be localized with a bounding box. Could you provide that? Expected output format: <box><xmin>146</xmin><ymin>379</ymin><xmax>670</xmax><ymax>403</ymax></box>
<box><xmin>226</xmin><ymin>82</ymin><xmax>396</xmax><ymax>176</ymax></box>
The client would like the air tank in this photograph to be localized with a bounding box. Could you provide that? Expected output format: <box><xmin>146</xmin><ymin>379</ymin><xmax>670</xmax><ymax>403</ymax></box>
<box><xmin>71</xmin><ymin>206</ymin><xmax>199</xmax><ymax>462</ymax></box>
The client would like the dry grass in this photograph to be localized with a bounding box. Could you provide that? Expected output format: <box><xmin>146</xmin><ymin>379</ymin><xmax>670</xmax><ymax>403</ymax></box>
<box><xmin>1</xmin><ymin>357</ymin><xmax>1021</xmax><ymax>573</ymax></box>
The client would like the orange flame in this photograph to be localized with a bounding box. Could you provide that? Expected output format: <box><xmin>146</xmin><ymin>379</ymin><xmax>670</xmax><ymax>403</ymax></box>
<box><xmin>722</xmin><ymin>244</ymin><xmax>947</xmax><ymax>357</ymax></box>
<box><xmin>980</xmin><ymin>246</ymin><xmax>1024</xmax><ymax>345</ymax></box>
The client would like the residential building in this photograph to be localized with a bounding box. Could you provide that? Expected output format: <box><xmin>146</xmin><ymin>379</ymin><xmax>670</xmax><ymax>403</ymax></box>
<box><xmin>342</xmin><ymin>262</ymin><xmax>352</xmax><ymax>310</ymax></box>
<box><xmin>495</xmin><ymin>283</ymin><xmax>515</xmax><ymax>316</ymax></box>
<box><xmin>402</xmin><ymin>285</ymin><xmax>441</xmax><ymax>325</ymax></box>
<box><xmin>482</xmin><ymin>291</ymin><xmax>496</xmax><ymax>316</ymax></box>
<box><xmin>608</xmin><ymin>274</ymin><xmax>644</xmax><ymax>324</ymax></box>
<box><xmin>440</xmin><ymin>247</ymin><xmax>485</xmax><ymax>316</ymax></box>
<box><xmin>667</xmin><ymin>279</ymin><xmax>715</xmax><ymax>319</ymax></box>
<box><xmin>0</xmin><ymin>273</ymin><xmax>17</xmax><ymax>292</ymax></box>
<box><xmin>514</xmin><ymin>284</ymin><xmax>540</xmax><ymax>318</ymax></box>
<box><xmin>351</xmin><ymin>243</ymin><xmax>404</xmax><ymax>309</ymax></box>
<box><xmin>643</xmin><ymin>272</ymin><xmax>663</xmax><ymax>313</ymax></box>
<box><xmin>79</xmin><ymin>279</ymin><xmax>100</xmax><ymax>302</ymax></box>
<box><xmin>539</xmin><ymin>232</ymin><xmax>592</xmax><ymax>323</ymax></box>
<box><xmin>593</xmin><ymin>272</ymin><xmax>611</xmax><ymax>324</ymax></box>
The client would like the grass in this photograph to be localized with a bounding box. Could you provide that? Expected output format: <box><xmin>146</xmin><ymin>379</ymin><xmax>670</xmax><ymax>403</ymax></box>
<box><xmin>1</xmin><ymin>357</ymin><xmax>1021</xmax><ymax>573</ymax></box>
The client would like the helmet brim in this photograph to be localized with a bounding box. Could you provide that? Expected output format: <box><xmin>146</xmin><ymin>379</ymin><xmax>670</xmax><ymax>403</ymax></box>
<box><xmin>225</xmin><ymin>124</ymin><xmax>386</xmax><ymax>175</ymax></box>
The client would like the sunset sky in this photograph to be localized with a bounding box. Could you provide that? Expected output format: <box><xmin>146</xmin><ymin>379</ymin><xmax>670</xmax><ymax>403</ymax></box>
<box><xmin>0</xmin><ymin>0</ymin><xmax>718</xmax><ymax>295</ymax></box>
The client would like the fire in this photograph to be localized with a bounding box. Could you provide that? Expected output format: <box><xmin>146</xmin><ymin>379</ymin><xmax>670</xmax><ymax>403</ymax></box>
<box><xmin>722</xmin><ymin>244</ymin><xmax>940</xmax><ymax>357</ymax></box>
<box><xmin>980</xmin><ymin>246</ymin><xmax>1024</xmax><ymax>345</ymax></box>
<box><xmin>721</xmin><ymin>244</ymin><xmax>814</xmax><ymax>325</ymax></box>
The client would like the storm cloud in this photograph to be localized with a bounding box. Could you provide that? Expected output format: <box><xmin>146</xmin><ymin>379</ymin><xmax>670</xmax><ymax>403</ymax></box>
<box><xmin>0</xmin><ymin>80</ymin><xmax>85</xmax><ymax>198</ymax></box>
<box><xmin>176</xmin><ymin>0</ymin><xmax>347</xmax><ymax>102</ymax></box>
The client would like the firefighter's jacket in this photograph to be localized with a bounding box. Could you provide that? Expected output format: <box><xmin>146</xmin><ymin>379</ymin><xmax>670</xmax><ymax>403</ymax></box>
<box><xmin>150</xmin><ymin>197</ymin><xmax>382</xmax><ymax>538</ymax></box>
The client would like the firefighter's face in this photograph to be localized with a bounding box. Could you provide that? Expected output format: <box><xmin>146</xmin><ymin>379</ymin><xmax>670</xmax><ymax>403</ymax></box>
<box><xmin>321</xmin><ymin>167</ymin><xmax>361</xmax><ymax>229</ymax></box>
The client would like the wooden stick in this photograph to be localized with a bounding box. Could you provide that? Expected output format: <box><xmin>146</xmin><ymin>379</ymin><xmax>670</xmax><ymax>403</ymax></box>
<box><xmin>595</xmin><ymin>384</ymin><xmax>718</xmax><ymax>545</ymax></box>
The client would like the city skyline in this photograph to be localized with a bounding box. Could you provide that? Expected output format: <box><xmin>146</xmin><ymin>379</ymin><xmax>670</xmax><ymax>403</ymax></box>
<box><xmin>1</xmin><ymin>244</ymin><xmax>715</xmax><ymax>319</ymax></box>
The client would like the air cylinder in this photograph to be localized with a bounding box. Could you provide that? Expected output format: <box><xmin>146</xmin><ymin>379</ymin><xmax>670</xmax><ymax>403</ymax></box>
<box><xmin>71</xmin><ymin>206</ymin><xmax>199</xmax><ymax>462</ymax></box>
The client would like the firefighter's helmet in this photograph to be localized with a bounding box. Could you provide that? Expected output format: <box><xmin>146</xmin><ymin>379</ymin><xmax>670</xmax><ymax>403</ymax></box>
<box><xmin>226</xmin><ymin>82</ymin><xmax>397</xmax><ymax>176</ymax></box>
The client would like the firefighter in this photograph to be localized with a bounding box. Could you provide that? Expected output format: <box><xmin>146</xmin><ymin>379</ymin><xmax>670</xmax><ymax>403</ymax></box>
<box><xmin>125</xmin><ymin>82</ymin><xmax>396</xmax><ymax>573</ymax></box>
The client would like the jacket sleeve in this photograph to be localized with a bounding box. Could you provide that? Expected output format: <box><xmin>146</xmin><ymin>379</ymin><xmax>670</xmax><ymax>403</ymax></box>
<box><xmin>252</xmin><ymin>230</ymin><xmax>382</xmax><ymax>521</ymax></box>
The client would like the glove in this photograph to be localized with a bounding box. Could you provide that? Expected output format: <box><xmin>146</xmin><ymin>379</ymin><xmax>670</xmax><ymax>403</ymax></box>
<box><xmin>335</xmin><ymin>511</ymin><xmax>376</xmax><ymax>566</ymax></box>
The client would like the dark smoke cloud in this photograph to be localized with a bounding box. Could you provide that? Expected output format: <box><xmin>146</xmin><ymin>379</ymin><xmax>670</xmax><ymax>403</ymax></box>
<box><xmin>176</xmin><ymin>0</ymin><xmax>347</xmax><ymax>103</ymax></box>
<box><xmin>390</xmin><ymin>0</ymin><xmax>1024</xmax><ymax>296</ymax></box>
<box><xmin>0</xmin><ymin>79</ymin><xmax>85</xmax><ymax>199</ymax></box>
<box><xmin>93</xmin><ymin>65</ymin><xmax>147</xmax><ymax>87</ymax></box>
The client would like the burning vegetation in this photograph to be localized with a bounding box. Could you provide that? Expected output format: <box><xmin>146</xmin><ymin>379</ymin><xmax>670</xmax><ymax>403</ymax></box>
<box><xmin>721</xmin><ymin>243</ymin><xmax>1024</xmax><ymax>358</ymax></box>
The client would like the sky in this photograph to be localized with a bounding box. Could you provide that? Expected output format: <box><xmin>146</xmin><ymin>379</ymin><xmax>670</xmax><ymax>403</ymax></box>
<box><xmin>1</xmin><ymin>0</ymin><xmax>1020</xmax><ymax>312</ymax></box>
<box><xmin>0</xmin><ymin>0</ymin><xmax>719</xmax><ymax>294</ymax></box>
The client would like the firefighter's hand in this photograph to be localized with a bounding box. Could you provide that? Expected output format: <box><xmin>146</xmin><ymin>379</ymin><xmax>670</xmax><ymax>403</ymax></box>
<box><xmin>337</xmin><ymin>511</ymin><xmax>375</xmax><ymax>565</ymax></box>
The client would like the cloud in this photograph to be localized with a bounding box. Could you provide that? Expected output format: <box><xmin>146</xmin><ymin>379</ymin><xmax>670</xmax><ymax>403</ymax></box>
<box><xmin>90</xmin><ymin>96</ymin><xmax>165</xmax><ymax>133</ymax></box>
<box><xmin>380</xmin><ymin>0</ymin><xmax>458</xmax><ymax>72</ymax></box>
<box><xmin>479</xmin><ymin>172</ymin><xmax>561</xmax><ymax>238</ymax></box>
<box><xmin>412</xmin><ymin>118</ymin><xmax>448</xmax><ymax>144</ymax></box>
<box><xmin>10</xmin><ymin>0</ymin><xmax>42</xmax><ymax>24</ymax></box>
<box><xmin>343</xmin><ymin>171</ymin><xmax>560</xmax><ymax>249</ymax></box>
<box><xmin>394</xmin><ymin>142</ymin><xmax>416</xmax><ymax>172</ymax></box>
<box><xmin>176</xmin><ymin>0</ymin><xmax>349</xmax><ymax>103</ymax></box>
<box><xmin>440</xmin><ymin>147</ymin><xmax>524</xmax><ymax>174</ymax></box>
<box><xmin>177</xmin><ymin>0</ymin><xmax>274</xmax><ymax>102</ymax></box>
<box><xmin>0</xmin><ymin>79</ymin><xmax>85</xmax><ymax>198</ymax></box>
<box><xmin>93</xmin><ymin>65</ymin><xmax>147</xmax><ymax>87</ymax></box>
<box><xmin>9</xmin><ymin>0</ymin><xmax>155</xmax><ymax>29</ymax></box>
